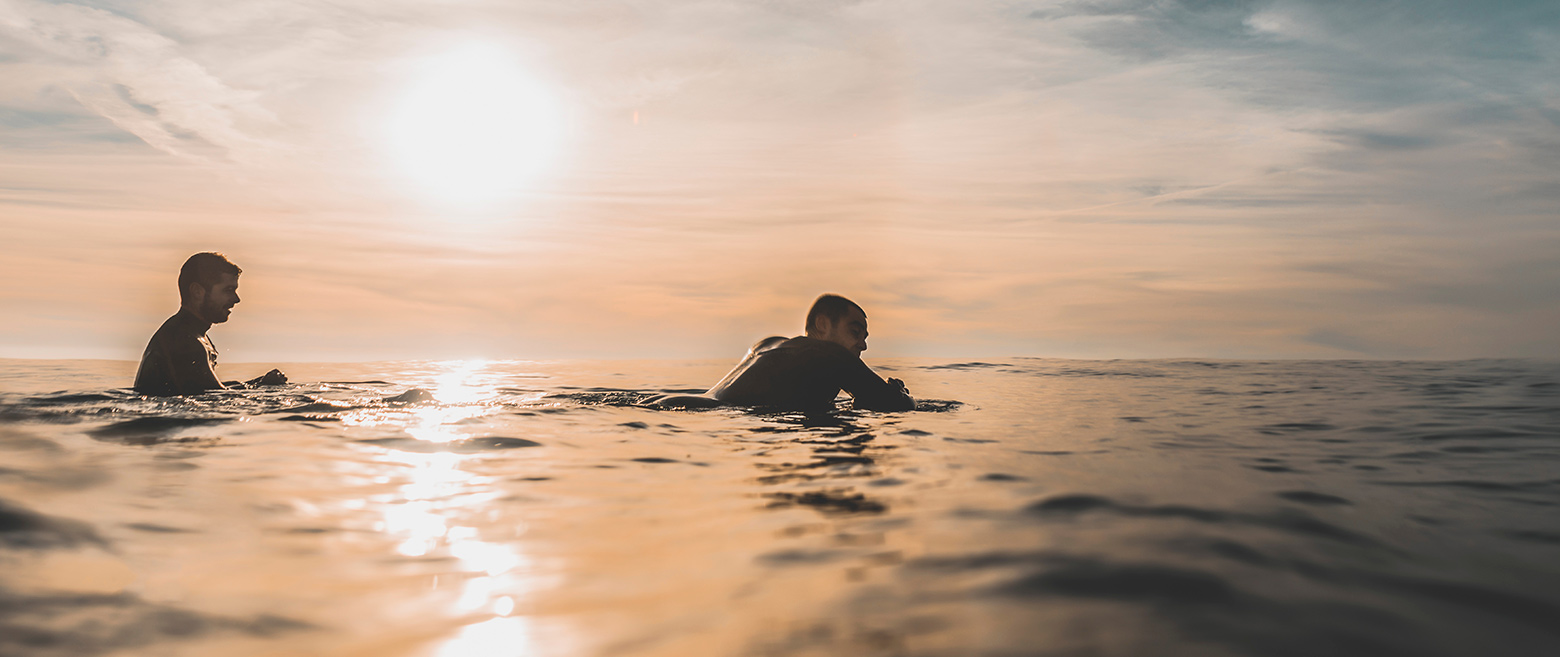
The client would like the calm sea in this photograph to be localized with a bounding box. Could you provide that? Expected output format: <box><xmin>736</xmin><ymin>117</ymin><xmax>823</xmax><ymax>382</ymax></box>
<box><xmin>1</xmin><ymin>357</ymin><xmax>1558</xmax><ymax>657</ymax></box>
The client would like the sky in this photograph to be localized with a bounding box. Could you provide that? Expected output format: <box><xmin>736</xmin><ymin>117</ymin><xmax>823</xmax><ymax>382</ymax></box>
<box><xmin>2</xmin><ymin>0</ymin><xmax>1558</xmax><ymax>362</ymax></box>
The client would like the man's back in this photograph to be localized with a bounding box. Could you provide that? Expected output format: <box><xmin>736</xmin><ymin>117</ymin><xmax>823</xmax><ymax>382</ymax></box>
<box><xmin>708</xmin><ymin>336</ymin><xmax>913</xmax><ymax>411</ymax></box>
<box><xmin>133</xmin><ymin>310</ymin><xmax>219</xmax><ymax>396</ymax></box>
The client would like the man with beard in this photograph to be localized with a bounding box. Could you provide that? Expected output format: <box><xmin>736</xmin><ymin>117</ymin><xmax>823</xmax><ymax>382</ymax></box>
<box><xmin>653</xmin><ymin>294</ymin><xmax>915</xmax><ymax>411</ymax></box>
<box><xmin>133</xmin><ymin>252</ymin><xmax>287</xmax><ymax>396</ymax></box>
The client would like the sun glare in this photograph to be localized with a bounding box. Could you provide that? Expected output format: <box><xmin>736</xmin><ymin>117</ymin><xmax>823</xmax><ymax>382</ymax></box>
<box><xmin>385</xmin><ymin>42</ymin><xmax>565</xmax><ymax>210</ymax></box>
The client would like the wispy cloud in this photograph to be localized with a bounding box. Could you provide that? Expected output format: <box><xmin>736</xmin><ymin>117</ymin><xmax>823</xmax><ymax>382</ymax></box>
<box><xmin>2</xmin><ymin>1</ymin><xmax>281</xmax><ymax>163</ymax></box>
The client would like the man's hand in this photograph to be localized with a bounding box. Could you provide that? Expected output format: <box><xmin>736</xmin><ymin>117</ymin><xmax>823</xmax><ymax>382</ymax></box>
<box><xmin>887</xmin><ymin>377</ymin><xmax>909</xmax><ymax>395</ymax></box>
<box><xmin>245</xmin><ymin>369</ymin><xmax>288</xmax><ymax>387</ymax></box>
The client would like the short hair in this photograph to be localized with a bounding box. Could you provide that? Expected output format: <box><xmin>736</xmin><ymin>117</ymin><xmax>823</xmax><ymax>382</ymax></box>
<box><xmin>805</xmin><ymin>293</ymin><xmax>863</xmax><ymax>332</ymax></box>
<box><xmin>178</xmin><ymin>252</ymin><xmax>242</xmax><ymax>303</ymax></box>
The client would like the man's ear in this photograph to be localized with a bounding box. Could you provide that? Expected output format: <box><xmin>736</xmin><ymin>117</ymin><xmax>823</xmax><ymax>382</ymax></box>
<box><xmin>808</xmin><ymin>314</ymin><xmax>831</xmax><ymax>337</ymax></box>
<box><xmin>184</xmin><ymin>282</ymin><xmax>205</xmax><ymax>306</ymax></box>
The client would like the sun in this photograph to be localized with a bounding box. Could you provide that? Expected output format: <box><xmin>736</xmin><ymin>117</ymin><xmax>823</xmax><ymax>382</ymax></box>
<box><xmin>384</xmin><ymin>42</ymin><xmax>565</xmax><ymax>210</ymax></box>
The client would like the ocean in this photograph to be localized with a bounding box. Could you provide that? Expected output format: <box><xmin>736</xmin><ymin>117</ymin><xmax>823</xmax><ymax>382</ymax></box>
<box><xmin>1</xmin><ymin>357</ymin><xmax>1557</xmax><ymax>657</ymax></box>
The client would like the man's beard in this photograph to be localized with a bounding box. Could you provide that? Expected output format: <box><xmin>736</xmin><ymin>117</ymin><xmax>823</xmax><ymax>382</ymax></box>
<box><xmin>202</xmin><ymin>298</ymin><xmax>232</xmax><ymax>323</ymax></box>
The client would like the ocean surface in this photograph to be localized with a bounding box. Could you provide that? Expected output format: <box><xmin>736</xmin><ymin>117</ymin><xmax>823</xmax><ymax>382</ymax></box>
<box><xmin>1</xmin><ymin>357</ymin><xmax>1558</xmax><ymax>657</ymax></box>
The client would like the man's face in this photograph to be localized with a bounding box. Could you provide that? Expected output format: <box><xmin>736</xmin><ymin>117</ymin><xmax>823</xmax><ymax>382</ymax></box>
<box><xmin>816</xmin><ymin>306</ymin><xmax>869</xmax><ymax>355</ymax></box>
<box><xmin>195</xmin><ymin>273</ymin><xmax>241</xmax><ymax>324</ymax></box>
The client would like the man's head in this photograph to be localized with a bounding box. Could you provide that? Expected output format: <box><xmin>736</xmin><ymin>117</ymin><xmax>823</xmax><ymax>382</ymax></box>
<box><xmin>805</xmin><ymin>294</ymin><xmax>869</xmax><ymax>354</ymax></box>
<box><xmin>178</xmin><ymin>252</ymin><xmax>243</xmax><ymax>324</ymax></box>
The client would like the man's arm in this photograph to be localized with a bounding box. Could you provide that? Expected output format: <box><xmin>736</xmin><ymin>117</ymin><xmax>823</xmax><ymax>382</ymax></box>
<box><xmin>839</xmin><ymin>357</ymin><xmax>915</xmax><ymax>412</ymax></box>
<box><xmin>243</xmin><ymin>369</ymin><xmax>289</xmax><ymax>388</ymax></box>
<box><xmin>223</xmin><ymin>370</ymin><xmax>288</xmax><ymax>389</ymax></box>
<box><xmin>168</xmin><ymin>339</ymin><xmax>224</xmax><ymax>395</ymax></box>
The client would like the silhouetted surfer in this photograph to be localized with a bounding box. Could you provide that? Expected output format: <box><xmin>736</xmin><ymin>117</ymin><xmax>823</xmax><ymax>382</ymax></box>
<box><xmin>133</xmin><ymin>252</ymin><xmax>287</xmax><ymax>396</ymax></box>
<box><xmin>657</xmin><ymin>294</ymin><xmax>914</xmax><ymax>411</ymax></box>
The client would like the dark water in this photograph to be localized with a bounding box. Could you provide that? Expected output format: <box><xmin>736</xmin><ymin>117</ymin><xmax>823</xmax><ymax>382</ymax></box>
<box><xmin>1</xmin><ymin>357</ymin><xmax>1558</xmax><ymax>656</ymax></box>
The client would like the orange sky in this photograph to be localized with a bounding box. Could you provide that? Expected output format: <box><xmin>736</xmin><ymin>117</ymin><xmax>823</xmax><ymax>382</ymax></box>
<box><xmin>3</xmin><ymin>1</ymin><xmax>1558</xmax><ymax>361</ymax></box>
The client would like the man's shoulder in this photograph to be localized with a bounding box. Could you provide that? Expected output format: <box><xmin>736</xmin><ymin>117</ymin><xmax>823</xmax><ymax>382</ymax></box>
<box><xmin>776</xmin><ymin>336</ymin><xmax>856</xmax><ymax>360</ymax></box>
<box><xmin>752</xmin><ymin>336</ymin><xmax>791</xmax><ymax>353</ymax></box>
<box><xmin>145</xmin><ymin>313</ymin><xmax>207</xmax><ymax>354</ymax></box>
<box><xmin>152</xmin><ymin>311</ymin><xmax>205</xmax><ymax>337</ymax></box>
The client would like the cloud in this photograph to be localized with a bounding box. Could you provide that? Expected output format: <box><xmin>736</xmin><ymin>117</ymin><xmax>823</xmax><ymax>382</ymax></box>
<box><xmin>1</xmin><ymin>1</ymin><xmax>280</xmax><ymax>164</ymax></box>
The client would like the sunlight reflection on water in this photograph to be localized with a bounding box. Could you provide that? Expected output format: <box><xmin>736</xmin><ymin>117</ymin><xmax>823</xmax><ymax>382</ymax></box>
<box><xmin>432</xmin><ymin>359</ymin><xmax>500</xmax><ymax>406</ymax></box>
<box><xmin>336</xmin><ymin>359</ymin><xmax>507</xmax><ymax>443</ymax></box>
<box><xmin>358</xmin><ymin>361</ymin><xmax>542</xmax><ymax>654</ymax></box>
<box><xmin>437</xmin><ymin>616</ymin><xmax>535</xmax><ymax>657</ymax></box>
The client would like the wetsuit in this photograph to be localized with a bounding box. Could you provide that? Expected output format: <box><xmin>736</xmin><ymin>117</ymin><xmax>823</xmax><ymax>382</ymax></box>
<box><xmin>132</xmin><ymin>309</ymin><xmax>222</xmax><ymax>396</ymax></box>
<box><xmin>707</xmin><ymin>336</ymin><xmax>914</xmax><ymax>411</ymax></box>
